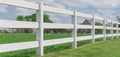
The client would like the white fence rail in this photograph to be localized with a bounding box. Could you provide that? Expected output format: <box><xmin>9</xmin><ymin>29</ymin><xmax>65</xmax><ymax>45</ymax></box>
<box><xmin>0</xmin><ymin>0</ymin><xmax>120</xmax><ymax>56</ymax></box>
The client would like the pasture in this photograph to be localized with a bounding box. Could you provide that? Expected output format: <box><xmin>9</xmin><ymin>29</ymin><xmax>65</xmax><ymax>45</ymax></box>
<box><xmin>0</xmin><ymin>33</ymin><xmax>91</xmax><ymax>57</ymax></box>
<box><xmin>0</xmin><ymin>33</ymin><xmax>118</xmax><ymax>57</ymax></box>
<box><xmin>42</xmin><ymin>39</ymin><xmax>120</xmax><ymax>57</ymax></box>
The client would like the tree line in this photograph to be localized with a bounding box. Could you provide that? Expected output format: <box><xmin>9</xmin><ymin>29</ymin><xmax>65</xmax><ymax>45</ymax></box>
<box><xmin>9</xmin><ymin>14</ymin><xmax>69</xmax><ymax>34</ymax></box>
<box><xmin>9</xmin><ymin>14</ymin><xmax>53</xmax><ymax>33</ymax></box>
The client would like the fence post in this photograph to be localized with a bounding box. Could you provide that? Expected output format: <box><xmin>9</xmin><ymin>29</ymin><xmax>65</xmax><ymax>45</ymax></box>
<box><xmin>117</xmin><ymin>23</ymin><xmax>119</xmax><ymax>39</ymax></box>
<box><xmin>36</xmin><ymin>3</ymin><xmax>44</xmax><ymax>56</ymax></box>
<box><xmin>103</xmin><ymin>18</ymin><xmax>106</xmax><ymax>41</ymax></box>
<box><xmin>111</xmin><ymin>21</ymin><xmax>113</xmax><ymax>40</ymax></box>
<box><xmin>72</xmin><ymin>10</ymin><xmax>77</xmax><ymax>48</ymax></box>
<box><xmin>91</xmin><ymin>14</ymin><xmax>95</xmax><ymax>44</ymax></box>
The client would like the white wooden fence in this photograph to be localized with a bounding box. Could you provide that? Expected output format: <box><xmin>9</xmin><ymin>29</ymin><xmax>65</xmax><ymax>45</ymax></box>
<box><xmin>0</xmin><ymin>0</ymin><xmax>119</xmax><ymax>56</ymax></box>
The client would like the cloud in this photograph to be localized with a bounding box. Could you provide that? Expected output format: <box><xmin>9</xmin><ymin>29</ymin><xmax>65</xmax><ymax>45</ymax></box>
<box><xmin>0</xmin><ymin>0</ymin><xmax>119</xmax><ymax>22</ymax></box>
<box><xmin>15</xmin><ymin>8</ymin><xmax>35</xmax><ymax>16</ymax></box>
<box><xmin>0</xmin><ymin>4</ymin><xmax>8</xmax><ymax>14</ymax></box>
<box><xmin>26</xmin><ymin>0</ymin><xmax>66</xmax><ymax>8</ymax></box>
<box><xmin>45</xmin><ymin>12</ymin><xmax>72</xmax><ymax>23</ymax></box>
<box><xmin>89</xmin><ymin>0</ymin><xmax>120</xmax><ymax>9</ymax></box>
<box><xmin>57</xmin><ymin>0</ymin><xmax>120</xmax><ymax>9</ymax></box>
<box><xmin>58</xmin><ymin>0</ymin><xmax>119</xmax><ymax>20</ymax></box>
<box><xmin>96</xmin><ymin>9</ymin><xmax>118</xmax><ymax>20</ymax></box>
<box><xmin>33</xmin><ymin>0</ymin><xmax>119</xmax><ymax>17</ymax></box>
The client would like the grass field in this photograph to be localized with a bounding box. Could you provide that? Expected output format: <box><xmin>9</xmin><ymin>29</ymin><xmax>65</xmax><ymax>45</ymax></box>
<box><xmin>42</xmin><ymin>39</ymin><xmax>120</xmax><ymax>57</ymax></box>
<box><xmin>0</xmin><ymin>33</ymin><xmax>90</xmax><ymax>44</ymax></box>
<box><xmin>0</xmin><ymin>33</ymin><xmax>91</xmax><ymax>57</ymax></box>
<box><xmin>0</xmin><ymin>33</ymin><xmax>118</xmax><ymax>57</ymax></box>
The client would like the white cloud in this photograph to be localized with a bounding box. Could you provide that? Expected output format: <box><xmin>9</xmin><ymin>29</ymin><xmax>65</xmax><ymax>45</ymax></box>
<box><xmin>58</xmin><ymin>0</ymin><xmax>119</xmax><ymax>20</ymax></box>
<box><xmin>15</xmin><ymin>8</ymin><xmax>35</xmax><ymax>16</ymax></box>
<box><xmin>0</xmin><ymin>0</ymin><xmax>119</xmax><ymax>22</ymax></box>
<box><xmin>59</xmin><ymin>0</ymin><xmax>120</xmax><ymax>9</ymax></box>
<box><xmin>51</xmin><ymin>17</ymin><xmax>62</xmax><ymax>23</ymax></box>
<box><xmin>90</xmin><ymin>0</ymin><xmax>120</xmax><ymax>9</ymax></box>
<box><xmin>26</xmin><ymin>0</ymin><xmax>65</xmax><ymax>8</ymax></box>
<box><xmin>96</xmin><ymin>9</ymin><xmax>117</xmax><ymax>20</ymax></box>
<box><xmin>12</xmin><ymin>0</ymin><xmax>36</xmax><ymax>16</ymax></box>
<box><xmin>40</xmin><ymin>0</ymin><xmax>119</xmax><ymax>22</ymax></box>
<box><xmin>0</xmin><ymin>4</ymin><xmax>8</xmax><ymax>14</ymax></box>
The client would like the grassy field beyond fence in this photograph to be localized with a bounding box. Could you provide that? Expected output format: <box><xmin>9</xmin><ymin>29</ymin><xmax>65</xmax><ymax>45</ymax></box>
<box><xmin>0</xmin><ymin>33</ymin><xmax>91</xmax><ymax>57</ymax></box>
<box><xmin>0</xmin><ymin>33</ymin><xmax>118</xmax><ymax>57</ymax></box>
<box><xmin>42</xmin><ymin>39</ymin><xmax>120</xmax><ymax>57</ymax></box>
<box><xmin>0</xmin><ymin>33</ymin><xmax>90</xmax><ymax>44</ymax></box>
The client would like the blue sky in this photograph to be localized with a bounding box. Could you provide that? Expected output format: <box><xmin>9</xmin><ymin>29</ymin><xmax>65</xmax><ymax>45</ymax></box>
<box><xmin>0</xmin><ymin>0</ymin><xmax>120</xmax><ymax>23</ymax></box>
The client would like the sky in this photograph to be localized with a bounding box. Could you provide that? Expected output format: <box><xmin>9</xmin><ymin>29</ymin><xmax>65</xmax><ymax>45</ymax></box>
<box><xmin>0</xmin><ymin>0</ymin><xmax>120</xmax><ymax>23</ymax></box>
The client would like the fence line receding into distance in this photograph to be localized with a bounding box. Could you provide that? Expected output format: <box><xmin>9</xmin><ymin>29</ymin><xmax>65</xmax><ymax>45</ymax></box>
<box><xmin>0</xmin><ymin>0</ymin><xmax>119</xmax><ymax>56</ymax></box>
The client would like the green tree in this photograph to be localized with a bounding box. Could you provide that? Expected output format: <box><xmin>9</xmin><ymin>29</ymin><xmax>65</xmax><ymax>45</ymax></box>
<box><xmin>28</xmin><ymin>14</ymin><xmax>53</xmax><ymax>23</ymax></box>
<box><xmin>30</xmin><ymin>14</ymin><xmax>36</xmax><ymax>21</ymax></box>
<box><xmin>44</xmin><ymin>14</ymin><xmax>53</xmax><ymax>23</ymax></box>
<box><xmin>25</xmin><ymin>16</ymin><xmax>31</xmax><ymax>21</ymax></box>
<box><xmin>95</xmin><ymin>22</ymin><xmax>103</xmax><ymax>26</ymax></box>
<box><xmin>95</xmin><ymin>22</ymin><xmax>103</xmax><ymax>34</ymax></box>
<box><xmin>17</xmin><ymin>15</ymin><xmax>24</xmax><ymax>21</ymax></box>
<box><xmin>113</xmin><ymin>24</ymin><xmax>116</xmax><ymax>27</ymax></box>
<box><xmin>16</xmin><ymin>14</ymin><xmax>53</xmax><ymax>33</ymax></box>
<box><xmin>17</xmin><ymin>14</ymin><xmax>53</xmax><ymax>23</ymax></box>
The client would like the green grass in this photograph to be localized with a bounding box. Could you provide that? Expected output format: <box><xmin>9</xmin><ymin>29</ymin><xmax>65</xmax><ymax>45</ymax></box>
<box><xmin>0</xmin><ymin>33</ymin><xmax>35</xmax><ymax>44</ymax></box>
<box><xmin>0</xmin><ymin>33</ymin><xmax>91</xmax><ymax>57</ymax></box>
<box><xmin>44</xmin><ymin>33</ymin><xmax>90</xmax><ymax>40</ymax></box>
<box><xmin>42</xmin><ymin>39</ymin><xmax>120</xmax><ymax>57</ymax></box>
<box><xmin>0</xmin><ymin>33</ymin><xmax>119</xmax><ymax>57</ymax></box>
<box><xmin>0</xmin><ymin>33</ymin><xmax>90</xmax><ymax>44</ymax></box>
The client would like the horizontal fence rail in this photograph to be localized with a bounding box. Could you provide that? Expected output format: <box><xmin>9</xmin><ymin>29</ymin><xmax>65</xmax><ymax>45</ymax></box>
<box><xmin>43</xmin><ymin>23</ymin><xmax>73</xmax><ymax>29</ymax></box>
<box><xmin>0</xmin><ymin>0</ymin><xmax>120</xmax><ymax>56</ymax></box>
<box><xmin>0</xmin><ymin>41</ymin><xmax>38</xmax><ymax>53</ymax></box>
<box><xmin>0</xmin><ymin>20</ymin><xmax>39</xmax><ymax>28</ymax></box>
<box><xmin>0</xmin><ymin>0</ymin><xmax>39</xmax><ymax>10</ymax></box>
